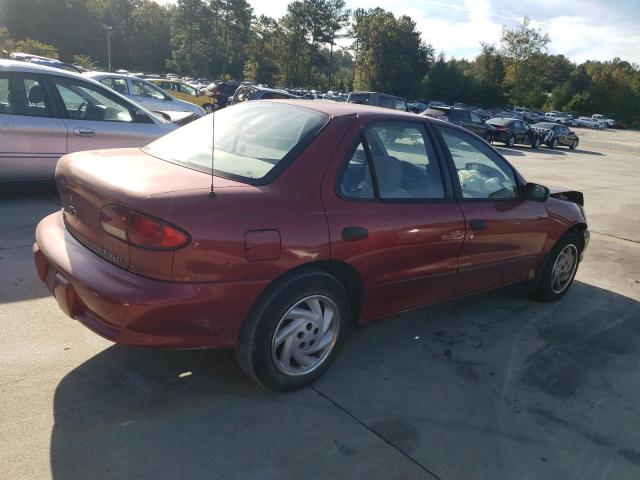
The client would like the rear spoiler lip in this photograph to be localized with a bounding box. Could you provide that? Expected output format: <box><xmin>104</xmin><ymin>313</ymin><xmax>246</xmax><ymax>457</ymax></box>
<box><xmin>548</xmin><ymin>185</ymin><xmax>584</xmax><ymax>206</ymax></box>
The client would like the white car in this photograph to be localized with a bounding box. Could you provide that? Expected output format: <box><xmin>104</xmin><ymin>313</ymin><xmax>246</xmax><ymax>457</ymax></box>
<box><xmin>592</xmin><ymin>114</ymin><xmax>616</xmax><ymax>127</ymax></box>
<box><xmin>84</xmin><ymin>72</ymin><xmax>205</xmax><ymax>117</ymax></box>
<box><xmin>545</xmin><ymin>111</ymin><xmax>569</xmax><ymax>124</ymax></box>
<box><xmin>579</xmin><ymin>116</ymin><xmax>606</xmax><ymax>129</ymax></box>
<box><xmin>0</xmin><ymin>60</ymin><xmax>176</xmax><ymax>181</ymax></box>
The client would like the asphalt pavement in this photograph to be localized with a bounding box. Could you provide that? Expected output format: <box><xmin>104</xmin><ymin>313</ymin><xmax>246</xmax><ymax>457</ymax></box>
<box><xmin>1</xmin><ymin>127</ymin><xmax>639</xmax><ymax>479</ymax></box>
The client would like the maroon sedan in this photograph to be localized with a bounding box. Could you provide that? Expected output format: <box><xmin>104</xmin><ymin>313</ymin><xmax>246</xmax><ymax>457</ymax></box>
<box><xmin>34</xmin><ymin>100</ymin><xmax>589</xmax><ymax>391</ymax></box>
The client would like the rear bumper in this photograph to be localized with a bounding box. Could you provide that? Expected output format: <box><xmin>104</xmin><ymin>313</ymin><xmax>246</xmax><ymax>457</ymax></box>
<box><xmin>34</xmin><ymin>212</ymin><xmax>269</xmax><ymax>348</ymax></box>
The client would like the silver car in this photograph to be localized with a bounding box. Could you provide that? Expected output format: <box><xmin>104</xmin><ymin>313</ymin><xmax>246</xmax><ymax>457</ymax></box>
<box><xmin>85</xmin><ymin>72</ymin><xmax>205</xmax><ymax>117</ymax></box>
<box><xmin>0</xmin><ymin>60</ymin><xmax>177</xmax><ymax>181</ymax></box>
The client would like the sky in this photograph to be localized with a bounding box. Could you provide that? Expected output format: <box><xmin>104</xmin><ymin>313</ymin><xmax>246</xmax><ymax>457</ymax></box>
<box><xmin>154</xmin><ymin>0</ymin><xmax>640</xmax><ymax>63</ymax></box>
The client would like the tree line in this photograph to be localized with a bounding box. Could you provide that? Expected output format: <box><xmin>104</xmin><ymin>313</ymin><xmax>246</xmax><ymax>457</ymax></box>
<box><xmin>1</xmin><ymin>0</ymin><xmax>639</xmax><ymax>125</ymax></box>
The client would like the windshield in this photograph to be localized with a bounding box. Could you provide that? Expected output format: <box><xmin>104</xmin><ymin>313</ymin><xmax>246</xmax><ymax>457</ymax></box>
<box><xmin>144</xmin><ymin>102</ymin><xmax>328</xmax><ymax>183</ymax></box>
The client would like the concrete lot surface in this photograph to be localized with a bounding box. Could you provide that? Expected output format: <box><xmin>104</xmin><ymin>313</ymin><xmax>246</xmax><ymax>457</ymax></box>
<box><xmin>1</xmin><ymin>127</ymin><xmax>639</xmax><ymax>479</ymax></box>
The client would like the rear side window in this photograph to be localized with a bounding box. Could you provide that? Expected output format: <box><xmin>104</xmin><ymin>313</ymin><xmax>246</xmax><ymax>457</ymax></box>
<box><xmin>339</xmin><ymin>121</ymin><xmax>446</xmax><ymax>200</ymax></box>
<box><xmin>0</xmin><ymin>75</ymin><xmax>50</xmax><ymax>117</ymax></box>
<box><xmin>144</xmin><ymin>102</ymin><xmax>328</xmax><ymax>184</ymax></box>
<box><xmin>339</xmin><ymin>142</ymin><xmax>375</xmax><ymax>199</ymax></box>
<box><xmin>348</xmin><ymin>93</ymin><xmax>370</xmax><ymax>105</ymax></box>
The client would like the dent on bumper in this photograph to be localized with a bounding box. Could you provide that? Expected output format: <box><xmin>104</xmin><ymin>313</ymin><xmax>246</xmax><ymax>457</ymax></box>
<box><xmin>34</xmin><ymin>212</ymin><xmax>269</xmax><ymax>348</ymax></box>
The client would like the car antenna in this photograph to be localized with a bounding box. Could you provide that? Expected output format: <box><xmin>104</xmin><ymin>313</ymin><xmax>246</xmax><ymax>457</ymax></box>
<box><xmin>209</xmin><ymin>105</ymin><xmax>216</xmax><ymax>199</ymax></box>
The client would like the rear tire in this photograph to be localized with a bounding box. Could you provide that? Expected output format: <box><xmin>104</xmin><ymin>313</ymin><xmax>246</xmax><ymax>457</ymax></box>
<box><xmin>533</xmin><ymin>232</ymin><xmax>580</xmax><ymax>302</ymax></box>
<box><xmin>203</xmin><ymin>104</ymin><xmax>214</xmax><ymax>113</ymax></box>
<box><xmin>235</xmin><ymin>269</ymin><xmax>350</xmax><ymax>391</ymax></box>
<box><xmin>484</xmin><ymin>131</ymin><xmax>493</xmax><ymax>143</ymax></box>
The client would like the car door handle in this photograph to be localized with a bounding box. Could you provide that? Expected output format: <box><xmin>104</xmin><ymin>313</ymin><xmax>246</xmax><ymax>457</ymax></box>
<box><xmin>73</xmin><ymin>127</ymin><xmax>95</xmax><ymax>137</ymax></box>
<box><xmin>342</xmin><ymin>226</ymin><xmax>368</xmax><ymax>242</ymax></box>
<box><xmin>469</xmin><ymin>220</ymin><xmax>486</xmax><ymax>230</ymax></box>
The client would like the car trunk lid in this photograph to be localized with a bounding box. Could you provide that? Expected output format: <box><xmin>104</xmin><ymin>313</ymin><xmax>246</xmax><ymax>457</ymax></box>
<box><xmin>55</xmin><ymin>148</ymin><xmax>242</xmax><ymax>277</ymax></box>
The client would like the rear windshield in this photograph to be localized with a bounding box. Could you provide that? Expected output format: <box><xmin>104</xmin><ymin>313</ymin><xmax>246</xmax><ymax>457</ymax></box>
<box><xmin>144</xmin><ymin>102</ymin><xmax>328</xmax><ymax>184</ymax></box>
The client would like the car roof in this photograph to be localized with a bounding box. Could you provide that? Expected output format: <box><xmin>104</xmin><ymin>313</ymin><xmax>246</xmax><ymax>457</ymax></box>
<box><xmin>533</xmin><ymin>122</ymin><xmax>559</xmax><ymax>129</ymax></box>
<box><xmin>487</xmin><ymin>118</ymin><xmax>516</xmax><ymax>125</ymax></box>
<box><xmin>0</xmin><ymin>59</ymin><xmax>82</xmax><ymax>79</ymax></box>
<box><xmin>256</xmin><ymin>99</ymin><xmax>437</xmax><ymax>121</ymax></box>
<box><xmin>84</xmin><ymin>71</ymin><xmax>144</xmax><ymax>81</ymax></box>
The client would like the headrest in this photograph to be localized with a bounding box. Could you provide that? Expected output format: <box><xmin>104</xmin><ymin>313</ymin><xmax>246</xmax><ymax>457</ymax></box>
<box><xmin>27</xmin><ymin>84</ymin><xmax>45</xmax><ymax>104</ymax></box>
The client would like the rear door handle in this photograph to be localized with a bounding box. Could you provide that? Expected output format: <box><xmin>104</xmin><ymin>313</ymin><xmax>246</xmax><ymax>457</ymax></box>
<box><xmin>469</xmin><ymin>219</ymin><xmax>486</xmax><ymax>230</ymax></box>
<box><xmin>73</xmin><ymin>127</ymin><xmax>95</xmax><ymax>137</ymax></box>
<box><xmin>342</xmin><ymin>226</ymin><xmax>368</xmax><ymax>242</ymax></box>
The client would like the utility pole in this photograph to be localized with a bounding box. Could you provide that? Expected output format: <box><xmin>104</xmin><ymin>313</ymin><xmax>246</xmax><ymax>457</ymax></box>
<box><xmin>105</xmin><ymin>25</ymin><xmax>113</xmax><ymax>72</ymax></box>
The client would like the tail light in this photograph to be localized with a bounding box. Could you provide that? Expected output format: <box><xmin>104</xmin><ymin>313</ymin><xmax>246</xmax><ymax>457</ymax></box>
<box><xmin>100</xmin><ymin>205</ymin><xmax>191</xmax><ymax>250</ymax></box>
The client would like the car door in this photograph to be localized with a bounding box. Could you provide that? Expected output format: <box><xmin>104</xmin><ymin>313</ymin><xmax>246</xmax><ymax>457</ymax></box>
<box><xmin>0</xmin><ymin>72</ymin><xmax>67</xmax><ymax>181</ymax></box>
<box><xmin>434</xmin><ymin>124</ymin><xmax>549</xmax><ymax>297</ymax></box>
<box><xmin>322</xmin><ymin>119</ymin><xmax>466</xmax><ymax>321</ymax></box>
<box><xmin>129</xmin><ymin>78</ymin><xmax>175</xmax><ymax>111</ymax></box>
<box><xmin>48</xmin><ymin>75</ymin><xmax>166</xmax><ymax>153</ymax></box>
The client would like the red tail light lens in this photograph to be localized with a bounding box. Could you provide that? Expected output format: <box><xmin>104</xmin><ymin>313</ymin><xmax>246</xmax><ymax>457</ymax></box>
<box><xmin>100</xmin><ymin>205</ymin><xmax>190</xmax><ymax>250</ymax></box>
<box><xmin>128</xmin><ymin>212</ymin><xmax>190</xmax><ymax>250</ymax></box>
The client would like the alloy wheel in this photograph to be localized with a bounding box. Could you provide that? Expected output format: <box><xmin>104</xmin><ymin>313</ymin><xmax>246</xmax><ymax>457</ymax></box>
<box><xmin>271</xmin><ymin>295</ymin><xmax>340</xmax><ymax>376</ymax></box>
<box><xmin>550</xmin><ymin>244</ymin><xmax>578</xmax><ymax>294</ymax></box>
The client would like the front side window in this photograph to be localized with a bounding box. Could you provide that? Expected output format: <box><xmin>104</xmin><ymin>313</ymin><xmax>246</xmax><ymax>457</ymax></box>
<box><xmin>131</xmin><ymin>80</ymin><xmax>167</xmax><ymax>100</ymax></box>
<box><xmin>0</xmin><ymin>75</ymin><xmax>50</xmax><ymax>117</ymax></box>
<box><xmin>144</xmin><ymin>102</ymin><xmax>328</xmax><ymax>183</ymax></box>
<box><xmin>395</xmin><ymin>99</ymin><xmax>407</xmax><ymax>111</ymax></box>
<box><xmin>470</xmin><ymin>112</ymin><xmax>482</xmax><ymax>124</ymax></box>
<box><xmin>360</xmin><ymin>122</ymin><xmax>445</xmax><ymax>200</ymax></box>
<box><xmin>52</xmin><ymin>77</ymin><xmax>135</xmax><ymax>122</ymax></box>
<box><xmin>437</xmin><ymin>125</ymin><xmax>518</xmax><ymax>199</ymax></box>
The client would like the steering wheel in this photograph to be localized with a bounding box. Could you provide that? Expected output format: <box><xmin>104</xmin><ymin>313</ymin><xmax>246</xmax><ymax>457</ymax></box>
<box><xmin>76</xmin><ymin>101</ymin><xmax>88</xmax><ymax>117</ymax></box>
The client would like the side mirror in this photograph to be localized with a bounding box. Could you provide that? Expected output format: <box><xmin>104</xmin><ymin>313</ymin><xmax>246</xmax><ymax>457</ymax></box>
<box><xmin>524</xmin><ymin>182</ymin><xmax>549</xmax><ymax>202</ymax></box>
<box><xmin>134</xmin><ymin>109</ymin><xmax>153</xmax><ymax>124</ymax></box>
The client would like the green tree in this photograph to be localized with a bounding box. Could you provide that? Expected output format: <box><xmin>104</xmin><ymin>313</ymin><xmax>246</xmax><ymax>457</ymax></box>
<box><xmin>13</xmin><ymin>38</ymin><xmax>59</xmax><ymax>58</ymax></box>
<box><xmin>351</xmin><ymin>8</ymin><xmax>432</xmax><ymax>97</ymax></box>
<box><xmin>73</xmin><ymin>54</ymin><xmax>98</xmax><ymax>69</ymax></box>
<box><xmin>166</xmin><ymin>0</ymin><xmax>210</xmax><ymax>75</ymax></box>
<box><xmin>500</xmin><ymin>16</ymin><xmax>550</xmax><ymax>106</ymax></box>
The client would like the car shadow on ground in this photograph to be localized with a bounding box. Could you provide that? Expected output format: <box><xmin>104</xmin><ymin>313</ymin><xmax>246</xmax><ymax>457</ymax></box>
<box><xmin>49</xmin><ymin>281</ymin><xmax>640</xmax><ymax>479</ymax></box>
<box><xmin>570</xmin><ymin>149</ymin><xmax>604</xmax><ymax>156</ymax></box>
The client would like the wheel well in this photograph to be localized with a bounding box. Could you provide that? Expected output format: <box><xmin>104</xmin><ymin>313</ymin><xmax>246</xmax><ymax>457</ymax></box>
<box><xmin>259</xmin><ymin>261</ymin><xmax>364</xmax><ymax>323</ymax></box>
<box><xmin>570</xmin><ymin>222</ymin><xmax>588</xmax><ymax>251</ymax></box>
<box><xmin>308</xmin><ymin>261</ymin><xmax>364</xmax><ymax>320</ymax></box>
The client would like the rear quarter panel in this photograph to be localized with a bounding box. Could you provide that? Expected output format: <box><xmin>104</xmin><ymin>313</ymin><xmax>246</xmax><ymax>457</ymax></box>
<box><xmin>163</xmin><ymin>113</ymin><xmax>358</xmax><ymax>283</ymax></box>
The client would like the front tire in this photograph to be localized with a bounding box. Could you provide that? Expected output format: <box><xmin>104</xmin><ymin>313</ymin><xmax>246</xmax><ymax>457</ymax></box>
<box><xmin>570</xmin><ymin>140</ymin><xmax>578</xmax><ymax>150</ymax></box>
<box><xmin>531</xmin><ymin>136</ymin><xmax>540</xmax><ymax>149</ymax></box>
<box><xmin>203</xmin><ymin>103</ymin><xmax>214</xmax><ymax>113</ymax></box>
<box><xmin>533</xmin><ymin>232</ymin><xmax>580</xmax><ymax>302</ymax></box>
<box><xmin>550</xmin><ymin>138</ymin><xmax>559</xmax><ymax>149</ymax></box>
<box><xmin>235</xmin><ymin>269</ymin><xmax>350</xmax><ymax>391</ymax></box>
<box><xmin>506</xmin><ymin>135</ymin><xmax>515</xmax><ymax>148</ymax></box>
